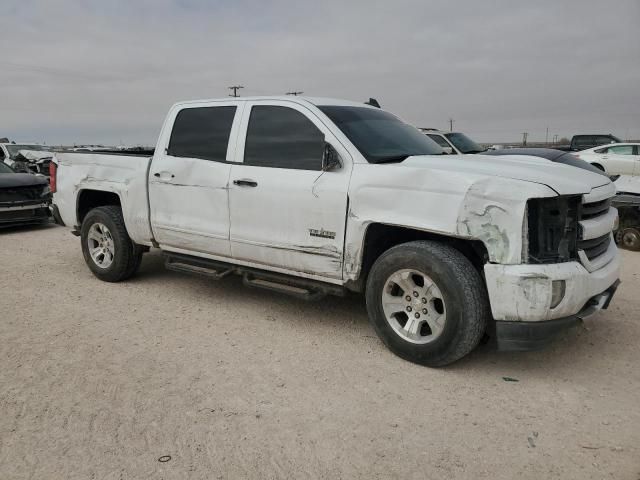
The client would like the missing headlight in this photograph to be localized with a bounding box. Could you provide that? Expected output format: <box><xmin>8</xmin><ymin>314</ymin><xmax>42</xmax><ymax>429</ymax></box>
<box><xmin>527</xmin><ymin>196</ymin><xmax>580</xmax><ymax>264</ymax></box>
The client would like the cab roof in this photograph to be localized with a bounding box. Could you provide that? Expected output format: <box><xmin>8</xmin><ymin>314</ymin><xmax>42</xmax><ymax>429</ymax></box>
<box><xmin>173</xmin><ymin>96</ymin><xmax>377</xmax><ymax>109</ymax></box>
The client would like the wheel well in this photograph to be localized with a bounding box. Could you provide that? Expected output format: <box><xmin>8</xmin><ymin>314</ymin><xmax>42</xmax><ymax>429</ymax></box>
<box><xmin>348</xmin><ymin>223</ymin><xmax>489</xmax><ymax>292</ymax></box>
<box><xmin>76</xmin><ymin>190</ymin><xmax>121</xmax><ymax>225</ymax></box>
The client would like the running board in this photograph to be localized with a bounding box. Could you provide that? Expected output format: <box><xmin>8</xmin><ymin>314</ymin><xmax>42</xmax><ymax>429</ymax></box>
<box><xmin>163</xmin><ymin>252</ymin><xmax>344</xmax><ymax>301</ymax></box>
<box><xmin>165</xmin><ymin>253</ymin><xmax>233</xmax><ymax>280</ymax></box>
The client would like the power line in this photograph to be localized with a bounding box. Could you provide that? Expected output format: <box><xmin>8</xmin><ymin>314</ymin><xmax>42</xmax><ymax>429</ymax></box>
<box><xmin>286</xmin><ymin>91</ymin><xmax>304</xmax><ymax>96</ymax></box>
<box><xmin>228</xmin><ymin>85</ymin><xmax>244</xmax><ymax>97</ymax></box>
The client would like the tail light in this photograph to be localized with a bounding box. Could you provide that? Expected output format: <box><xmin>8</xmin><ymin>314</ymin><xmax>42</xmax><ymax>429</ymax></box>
<box><xmin>49</xmin><ymin>161</ymin><xmax>57</xmax><ymax>193</ymax></box>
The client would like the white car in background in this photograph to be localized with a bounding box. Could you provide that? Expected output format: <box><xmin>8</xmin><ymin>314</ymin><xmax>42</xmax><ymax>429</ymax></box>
<box><xmin>576</xmin><ymin>143</ymin><xmax>640</xmax><ymax>175</ymax></box>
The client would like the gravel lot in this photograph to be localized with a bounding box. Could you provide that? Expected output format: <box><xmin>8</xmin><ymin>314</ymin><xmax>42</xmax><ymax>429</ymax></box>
<box><xmin>1</xmin><ymin>224</ymin><xmax>639</xmax><ymax>479</ymax></box>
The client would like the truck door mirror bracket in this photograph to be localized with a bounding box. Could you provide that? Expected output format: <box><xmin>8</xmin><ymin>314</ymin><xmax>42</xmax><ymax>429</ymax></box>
<box><xmin>322</xmin><ymin>142</ymin><xmax>342</xmax><ymax>171</ymax></box>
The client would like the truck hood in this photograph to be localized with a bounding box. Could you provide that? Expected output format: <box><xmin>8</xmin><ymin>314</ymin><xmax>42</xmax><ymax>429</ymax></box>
<box><xmin>401</xmin><ymin>154</ymin><xmax>610</xmax><ymax>195</ymax></box>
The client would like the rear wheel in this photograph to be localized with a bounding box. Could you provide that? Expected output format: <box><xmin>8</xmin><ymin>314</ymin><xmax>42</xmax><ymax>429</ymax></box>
<box><xmin>365</xmin><ymin>241</ymin><xmax>489</xmax><ymax>367</ymax></box>
<box><xmin>80</xmin><ymin>206</ymin><xmax>144</xmax><ymax>282</ymax></box>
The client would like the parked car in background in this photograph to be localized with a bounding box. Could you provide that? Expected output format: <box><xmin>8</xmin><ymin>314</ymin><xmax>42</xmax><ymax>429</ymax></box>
<box><xmin>0</xmin><ymin>161</ymin><xmax>51</xmax><ymax>227</ymax></box>
<box><xmin>419</xmin><ymin>129</ymin><xmax>487</xmax><ymax>154</ymax></box>
<box><xmin>0</xmin><ymin>143</ymin><xmax>54</xmax><ymax>177</ymax></box>
<box><xmin>484</xmin><ymin>148</ymin><xmax>607</xmax><ymax>176</ymax></box>
<box><xmin>52</xmin><ymin>96</ymin><xmax>619</xmax><ymax>366</ymax></box>
<box><xmin>556</xmin><ymin>134</ymin><xmax>621</xmax><ymax>152</ymax></box>
<box><xmin>575</xmin><ymin>143</ymin><xmax>640</xmax><ymax>175</ymax></box>
<box><xmin>612</xmin><ymin>176</ymin><xmax>640</xmax><ymax>251</ymax></box>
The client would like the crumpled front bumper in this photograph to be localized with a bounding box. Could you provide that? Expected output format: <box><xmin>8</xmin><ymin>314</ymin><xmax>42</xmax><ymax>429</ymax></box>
<box><xmin>484</xmin><ymin>250</ymin><xmax>620</xmax><ymax>351</ymax></box>
<box><xmin>493</xmin><ymin>280</ymin><xmax>619</xmax><ymax>351</ymax></box>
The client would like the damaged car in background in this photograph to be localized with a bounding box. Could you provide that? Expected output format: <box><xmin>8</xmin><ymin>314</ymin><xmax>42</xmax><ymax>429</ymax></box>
<box><xmin>51</xmin><ymin>96</ymin><xmax>620</xmax><ymax>367</ymax></box>
<box><xmin>0</xmin><ymin>143</ymin><xmax>54</xmax><ymax>177</ymax></box>
<box><xmin>0</xmin><ymin>161</ymin><xmax>51</xmax><ymax>227</ymax></box>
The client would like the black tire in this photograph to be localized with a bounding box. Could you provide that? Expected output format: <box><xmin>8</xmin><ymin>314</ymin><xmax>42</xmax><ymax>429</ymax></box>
<box><xmin>621</xmin><ymin>228</ymin><xmax>640</xmax><ymax>251</ymax></box>
<box><xmin>80</xmin><ymin>206</ymin><xmax>144</xmax><ymax>282</ymax></box>
<box><xmin>365</xmin><ymin>241</ymin><xmax>489</xmax><ymax>367</ymax></box>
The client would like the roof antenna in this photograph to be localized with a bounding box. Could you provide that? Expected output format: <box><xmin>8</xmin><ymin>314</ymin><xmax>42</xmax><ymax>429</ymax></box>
<box><xmin>365</xmin><ymin>98</ymin><xmax>381</xmax><ymax>108</ymax></box>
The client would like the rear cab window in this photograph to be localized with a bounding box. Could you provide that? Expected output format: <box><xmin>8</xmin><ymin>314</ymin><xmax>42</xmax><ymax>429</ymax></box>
<box><xmin>168</xmin><ymin>106</ymin><xmax>237</xmax><ymax>162</ymax></box>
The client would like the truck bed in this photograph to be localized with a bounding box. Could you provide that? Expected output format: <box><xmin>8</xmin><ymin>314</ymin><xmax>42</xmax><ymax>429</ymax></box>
<box><xmin>54</xmin><ymin>152</ymin><xmax>154</xmax><ymax>244</ymax></box>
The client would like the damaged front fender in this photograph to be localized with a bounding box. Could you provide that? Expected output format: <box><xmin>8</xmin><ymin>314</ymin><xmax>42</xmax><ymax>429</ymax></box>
<box><xmin>456</xmin><ymin>177</ymin><xmax>557</xmax><ymax>264</ymax></box>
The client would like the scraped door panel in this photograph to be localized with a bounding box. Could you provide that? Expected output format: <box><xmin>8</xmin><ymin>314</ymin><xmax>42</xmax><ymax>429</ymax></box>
<box><xmin>149</xmin><ymin>103</ymin><xmax>240</xmax><ymax>256</ymax></box>
<box><xmin>149</xmin><ymin>159</ymin><xmax>232</xmax><ymax>255</ymax></box>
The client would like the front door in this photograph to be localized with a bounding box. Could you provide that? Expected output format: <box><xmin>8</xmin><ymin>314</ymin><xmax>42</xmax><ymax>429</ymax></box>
<box><xmin>149</xmin><ymin>102</ymin><xmax>241</xmax><ymax>257</ymax></box>
<box><xmin>228</xmin><ymin>102</ymin><xmax>352</xmax><ymax>280</ymax></box>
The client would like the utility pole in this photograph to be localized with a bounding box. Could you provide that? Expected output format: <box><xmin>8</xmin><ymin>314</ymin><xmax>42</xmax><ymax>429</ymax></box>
<box><xmin>228</xmin><ymin>85</ymin><xmax>244</xmax><ymax>97</ymax></box>
<box><xmin>545</xmin><ymin>127</ymin><xmax>549</xmax><ymax>146</ymax></box>
<box><xmin>553</xmin><ymin>134</ymin><xmax>559</xmax><ymax>145</ymax></box>
<box><xmin>448</xmin><ymin>118</ymin><xmax>454</xmax><ymax>132</ymax></box>
<box><xmin>286</xmin><ymin>91</ymin><xmax>304</xmax><ymax>96</ymax></box>
<box><xmin>521</xmin><ymin>132</ymin><xmax>528</xmax><ymax>147</ymax></box>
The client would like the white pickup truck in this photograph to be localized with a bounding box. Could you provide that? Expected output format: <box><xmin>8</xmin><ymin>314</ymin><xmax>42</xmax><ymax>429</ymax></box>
<box><xmin>51</xmin><ymin>96</ymin><xmax>620</xmax><ymax>366</ymax></box>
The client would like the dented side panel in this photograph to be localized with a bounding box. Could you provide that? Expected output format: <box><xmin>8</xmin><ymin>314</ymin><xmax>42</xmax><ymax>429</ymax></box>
<box><xmin>343</xmin><ymin>164</ymin><xmax>559</xmax><ymax>281</ymax></box>
<box><xmin>54</xmin><ymin>152</ymin><xmax>154</xmax><ymax>245</ymax></box>
<box><xmin>455</xmin><ymin>177</ymin><xmax>556</xmax><ymax>264</ymax></box>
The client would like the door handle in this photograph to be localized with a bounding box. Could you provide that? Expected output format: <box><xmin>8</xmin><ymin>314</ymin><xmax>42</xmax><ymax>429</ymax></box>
<box><xmin>153</xmin><ymin>172</ymin><xmax>175</xmax><ymax>178</ymax></box>
<box><xmin>233</xmin><ymin>179</ymin><xmax>258</xmax><ymax>187</ymax></box>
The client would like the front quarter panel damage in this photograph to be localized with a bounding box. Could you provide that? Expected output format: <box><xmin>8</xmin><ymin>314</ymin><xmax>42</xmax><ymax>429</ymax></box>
<box><xmin>456</xmin><ymin>178</ymin><xmax>556</xmax><ymax>265</ymax></box>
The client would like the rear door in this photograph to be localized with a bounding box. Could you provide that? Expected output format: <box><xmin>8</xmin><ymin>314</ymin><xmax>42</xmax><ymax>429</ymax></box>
<box><xmin>148</xmin><ymin>102</ymin><xmax>242</xmax><ymax>256</ymax></box>
<box><xmin>228</xmin><ymin>101</ymin><xmax>352</xmax><ymax>280</ymax></box>
<box><xmin>602</xmin><ymin>145</ymin><xmax>635</xmax><ymax>175</ymax></box>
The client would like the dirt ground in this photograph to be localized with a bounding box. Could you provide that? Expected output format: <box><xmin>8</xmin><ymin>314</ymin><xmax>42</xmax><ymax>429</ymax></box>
<box><xmin>0</xmin><ymin>224</ymin><xmax>639</xmax><ymax>480</ymax></box>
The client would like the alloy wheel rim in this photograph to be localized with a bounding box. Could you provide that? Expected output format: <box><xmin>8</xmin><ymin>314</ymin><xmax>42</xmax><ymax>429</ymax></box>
<box><xmin>87</xmin><ymin>222</ymin><xmax>115</xmax><ymax>269</ymax></box>
<box><xmin>381</xmin><ymin>269</ymin><xmax>447</xmax><ymax>344</ymax></box>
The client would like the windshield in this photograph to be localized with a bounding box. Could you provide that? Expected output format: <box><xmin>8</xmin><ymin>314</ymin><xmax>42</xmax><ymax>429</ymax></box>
<box><xmin>6</xmin><ymin>144</ymin><xmax>50</xmax><ymax>159</ymax></box>
<box><xmin>319</xmin><ymin>106</ymin><xmax>444</xmax><ymax>163</ymax></box>
<box><xmin>0</xmin><ymin>162</ymin><xmax>15</xmax><ymax>173</ymax></box>
<box><xmin>444</xmin><ymin>133</ymin><xmax>485</xmax><ymax>154</ymax></box>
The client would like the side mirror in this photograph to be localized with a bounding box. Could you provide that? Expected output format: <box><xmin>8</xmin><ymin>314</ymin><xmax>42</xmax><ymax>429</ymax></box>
<box><xmin>442</xmin><ymin>146</ymin><xmax>454</xmax><ymax>154</ymax></box>
<box><xmin>322</xmin><ymin>142</ymin><xmax>342</xmax><ymax>171</ymax></box>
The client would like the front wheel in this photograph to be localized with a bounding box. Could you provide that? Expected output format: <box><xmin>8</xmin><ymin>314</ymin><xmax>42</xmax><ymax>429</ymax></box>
<box><xmin>80</xmin><ymin>206</ymin><xmax>143</xmax><ymax>282</ymax></box>
<box><xmin>365</xmin><ymin>241</ymin><xmax>489</xmax><ymax>367</ymax></box>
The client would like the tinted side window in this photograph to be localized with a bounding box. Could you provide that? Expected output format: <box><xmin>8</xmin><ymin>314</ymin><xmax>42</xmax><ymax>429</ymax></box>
<box><xmin>592</xmin><ymin>136</ymin><xmax>616</xmax><ymax>146</ymax></box>
<box><xmin>609</xmin><ymin>145</ymin><xmax>633</xmax><ymax>155</ymax></box>
<box><xmin>574</xmin><ymin>137</ymin><xmax>591</xmax><ymax>148</ymax></box>
<box><xmin>168</xmin><ymin>106</ymin><xmax>236</xmax><ymax>162</ymax></box>
<box><xmin>427</xmin><ymin>134</ymin><xmax>452</xmax><ymax>148</ymax></box>
<box><xmin>244</xmin><ymin>106</ymin><xmax>324</xmax><ymax>170</ymax></box>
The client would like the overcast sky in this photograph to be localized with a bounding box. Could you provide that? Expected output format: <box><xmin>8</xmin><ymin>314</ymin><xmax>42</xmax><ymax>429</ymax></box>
<box><xmin>1</xmin><ymin>0</ymin><xmax>639</xmax><ymax>146</ymax></box>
